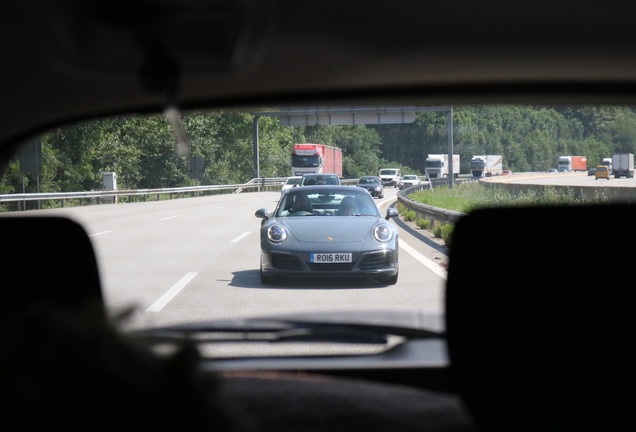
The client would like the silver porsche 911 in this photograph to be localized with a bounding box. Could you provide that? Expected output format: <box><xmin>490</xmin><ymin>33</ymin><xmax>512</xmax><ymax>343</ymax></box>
<box><xmin>255</xmin><ymin>185</ymin><xmax>399</xmax><ymax>285</ymax></box>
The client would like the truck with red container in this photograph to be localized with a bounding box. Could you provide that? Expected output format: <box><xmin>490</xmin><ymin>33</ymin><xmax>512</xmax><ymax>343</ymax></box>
<box><xmin>291</xmin><ymin>143</ymin><xmax>343</xmax><ymax>177</ymax></box>
<box><xmin>557</xmin><ymin>155</ymin><xmax>587</xmax><ymax>172</ymax></box>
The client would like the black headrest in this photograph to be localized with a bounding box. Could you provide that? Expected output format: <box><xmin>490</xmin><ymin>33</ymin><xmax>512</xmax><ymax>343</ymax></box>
<box><xmin>2</xmin><ymin>216</ymin><xmax>104</xmax><ymax>319</ymax></box>
<box><xmin>445</xmin><ymin>205</ymin><xmax>636</xmax><ymax>432</ymax></box>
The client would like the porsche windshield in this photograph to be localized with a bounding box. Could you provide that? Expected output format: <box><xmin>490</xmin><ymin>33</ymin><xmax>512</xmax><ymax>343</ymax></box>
<box><xmin>276</xmin><ymin>188</ymin><xmax>381</xmax><ymax>217</ymax></box>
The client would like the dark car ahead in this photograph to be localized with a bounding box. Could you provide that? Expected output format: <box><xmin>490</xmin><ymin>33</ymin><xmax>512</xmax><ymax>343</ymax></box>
<box><xmin>255</xmin><ymin>185</ymin><xmax>399</xmax><ymax>285</ymax></box>
<box><xmin>300</xmin><ymin>173</ymin><xmax>341</xmax><ymax>186</ymax></box>
<box><xmin>356</xmin><ymin>176</ymin><xmax>384</xmax><ymax>198</ymax></box>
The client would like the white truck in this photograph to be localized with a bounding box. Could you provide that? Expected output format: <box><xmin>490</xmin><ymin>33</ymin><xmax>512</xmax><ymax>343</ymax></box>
<box><xmin>470</xmin><ymin>155</ymin><xmax>503</xmax><ymax>177</ymax></box>
<box><xmin>612</xmin><ymin>153</ymin><xmax>634</xmax><ymax>178</ymax></box>
<box><xmin>378</xmin><ymin>168</ymin><xmax>401</xmax><ymax>187</ymax></box>
<box><xmin>425</xmin><ymin>154</ymin><xmax>460</xmax><ymax>178</ymax></box>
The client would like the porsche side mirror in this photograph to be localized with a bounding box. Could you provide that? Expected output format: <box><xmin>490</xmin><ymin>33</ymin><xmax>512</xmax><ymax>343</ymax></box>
<box><xmin>255</xmin><ymin>208</ymin><xmax>270</xmax><ymax>219</ymax></box>
<box><xmin>385</xmin><ymin>208</ymin><xmax>399</xmax><ymax>220</ymax></box>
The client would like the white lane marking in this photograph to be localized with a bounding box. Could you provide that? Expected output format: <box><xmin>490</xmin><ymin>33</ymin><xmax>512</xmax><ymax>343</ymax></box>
<box><xmin>378</xmin><ymin>196</ymin><xmax>398</xmax><ymax>209</ymax></box>
<box><xmin>399</xmin><ymin>240</ymin><xmax>447</xmax><ymax>280</ymax></box>
<box><xmin>88</xmin><ymin>231</ymin><xmax>112</xmax><ymax>237</ymax></box>
<box><xmin>146</xmin><ymin>272</ymin><xmax>198</xmax><ymax>312</ymax></box>
<box><xmin>231</xmin><ymin>231</ymin><xmax>251</xmax><ymax>243</ymax></box>
<box><xmin>161</xmin><ymin>214</ymin><xmax>183</xmax><ymax>221</ymax></box>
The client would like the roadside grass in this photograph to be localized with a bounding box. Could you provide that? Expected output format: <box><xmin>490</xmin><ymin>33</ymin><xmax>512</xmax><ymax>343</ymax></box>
<box><xmin>415</xmin><ymin>218</ymin><xmax>430</xmax><ymax>230</ymax></box>
<box><xmin>408</xmin><ymin>182</ymin><xmax>609</xmax><ymax>213</ymax></box>
<box><xmin>401</xmin><ymin>182</ymin><xmax>611</xmax><ymax>247</ymax></box>
<box><xmin>433</xmin><ymin>223</ymin><xmax>454</xmax><ymax>247</ymax></box>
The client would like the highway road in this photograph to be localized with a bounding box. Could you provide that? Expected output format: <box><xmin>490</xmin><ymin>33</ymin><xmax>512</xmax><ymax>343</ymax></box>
<box><xmin>11</xmin><ymin>172</ymin><xmax>636</xmax><ymax>335</ymax></box>
<box><xmin>18</xmin><ymin>187</ymin><xmax>448</xmax><ymax>332</ymax></box>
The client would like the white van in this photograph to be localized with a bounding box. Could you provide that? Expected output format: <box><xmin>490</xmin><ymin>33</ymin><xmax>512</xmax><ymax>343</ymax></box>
<box><xmin>378</xmin><ymin>168</ymin><xmax>401</xmax><ymax>187</ymax></box>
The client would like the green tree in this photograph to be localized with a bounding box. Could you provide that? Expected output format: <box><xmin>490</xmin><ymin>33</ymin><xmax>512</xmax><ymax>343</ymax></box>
<box><xmin>600</xmin><ymin>111</ymin><xmax>636</xmax><ymax>154</ymax></box>
<box><xmin>5</xmin><ymin>105</ymin><xmax>635</xmax><ymax>202</ymax></box>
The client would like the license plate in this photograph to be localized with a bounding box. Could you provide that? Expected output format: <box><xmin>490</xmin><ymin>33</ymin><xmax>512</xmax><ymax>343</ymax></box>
<box><xmin>310</xmin><ymin>253</ymin><xmax>352</xmax><ymax>263</ymax></box>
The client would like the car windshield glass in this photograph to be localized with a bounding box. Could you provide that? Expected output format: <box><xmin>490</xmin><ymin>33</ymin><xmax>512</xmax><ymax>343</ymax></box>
<box><xmin>301</xmin><ymin>175</ymin><xmax>339</xmax><ymax>185</ymax></box>
<box><xmin>276</xmin><ymin>188</ymin><xmax>380</xmax><ymax>217</ymax></box>
<box><xmin>291</xmin><ymin>155</ymin><xmax>320</xmax><ymax>167</ymax></box>
<box><xmin>359</xmin><ymin>178</ymin><xmax>377</xmax><ymax>184</ymax></box>
<box><xmin>2</xmin><ymin>104</ymin><xmax>634</xmax><ymax>343</ymax></box>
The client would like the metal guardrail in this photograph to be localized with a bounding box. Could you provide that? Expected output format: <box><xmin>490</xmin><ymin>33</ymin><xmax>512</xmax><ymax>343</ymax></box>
<box><xmin>395</xmin><ymin>172</ymin><xmax>634</xmax><ymax>225</ymax></box>
<box><xmin>0</xmin><ymin>176</ymin><xmax>361</xmax><ymax>208</ymax></box>
<box><xmin>0</xmin><ymin>178</ymin><xmax>289</xmax><ymax>205</ymax></box>
<box><xmin>232</xmin><ymin>178</ymin><xmax>287</xmax><ymax>194</ymax></box>
<box><xmin>396</xmin><ymin>177</ymin><xmax>472</xmax><ymax>226</ymax></box>
<box><xmin>2</xmin><ymin>174</ymin><xmax>469</xmax><ymax>221</ymax></box>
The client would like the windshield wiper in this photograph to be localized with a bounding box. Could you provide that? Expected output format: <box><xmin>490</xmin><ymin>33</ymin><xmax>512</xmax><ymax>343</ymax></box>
<box><xmin>130</xmin><ymin>314</ymin><xmax>443</xmax><ymax>345</ymax></box>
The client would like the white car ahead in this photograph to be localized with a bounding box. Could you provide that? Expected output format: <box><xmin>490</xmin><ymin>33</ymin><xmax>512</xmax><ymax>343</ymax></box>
<box><xmin>281</xmin><ymin>176</ymin><xmax>302</xmax><ymax>196</ymax></box>
<box><xmin>398</xmin><ymin>175</ymin><xmax>420</xmax><ymax>189</ymax></box>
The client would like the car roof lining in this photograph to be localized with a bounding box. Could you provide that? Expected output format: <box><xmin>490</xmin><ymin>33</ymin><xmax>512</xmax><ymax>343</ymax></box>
<box><xmin>4</xmin><ymin>0</ymin><xmax>636</xmax><ymax>150</ymax></box>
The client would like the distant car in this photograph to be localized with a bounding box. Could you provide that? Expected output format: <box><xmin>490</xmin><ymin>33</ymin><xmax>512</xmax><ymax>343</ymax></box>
<box><xmin>300</xmin><ymin>173</ymin><xmax>341</xmax><ymax>186</ymax></box>
<box><xmin>398</xmin><ymin>175</ymin><xmax>420</xmax><ymax>189</ymax></box>
<box><xmin>547</xmin><ymin>168</ymin><xmax>558</xmax><ymax>174</ymax></box>
<box><xmin>501</xmin><ymin>170</ymin><xmax>513</xmax><ymax>175</ymax></box>
<box><xmin>588</xmin><ymin>167</ymin><xmax>597</xmax><ymax>176</ymax></box>
<box><xmin>255</xmin><ymin>185</ymin><xmax>399</xmax><ymax>285</ymax></box>
<box><xmin>281</xmin><ymin>176</ymin><xmax>302</xmax><ymax>196</ymax></box>
<box><xmin>595</xmin><ymin>165</ymin><xmax>610</xmax><ymax>180</ymax></box>
<box><xmin>356</xmin><ymin>176</ymin><xmax>384</xmax><ymax>198</ymax></box>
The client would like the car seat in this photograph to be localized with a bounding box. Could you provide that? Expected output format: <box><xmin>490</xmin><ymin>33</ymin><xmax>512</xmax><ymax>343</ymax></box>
<box><xmin>2</xmin><ymin>216</ymin><xmax>104</xmax><ymax>319</ymax></box>
<box><xmin>338</xmin><ymin>196</ymin><xmax>358</xmax><ymax>215</ymax></box>
<box><xmin>445</xmin><ymin>204</ymin><xmax>636</xmax><ymax>432</ymax></box>
<box><xmin>292</xmin><ymin>194</ymin><xmax>313</xmax><ymax>213</ymax></box>
<box><xmin>0</xmin><ymin>216</ymin><xmax>244</xmax><ymax>432</ymax></box>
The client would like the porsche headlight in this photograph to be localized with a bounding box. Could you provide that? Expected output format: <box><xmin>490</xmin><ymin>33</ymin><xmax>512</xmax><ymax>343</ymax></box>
<box><xmin>373</xmin><ymin>224</ymin><xmax>393</xmax><ymax>242</ymax></box>
<box><xmin>267</xmin><ymin>224</ymin><xmax>287</xmax><ymax>243</ymax></box>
